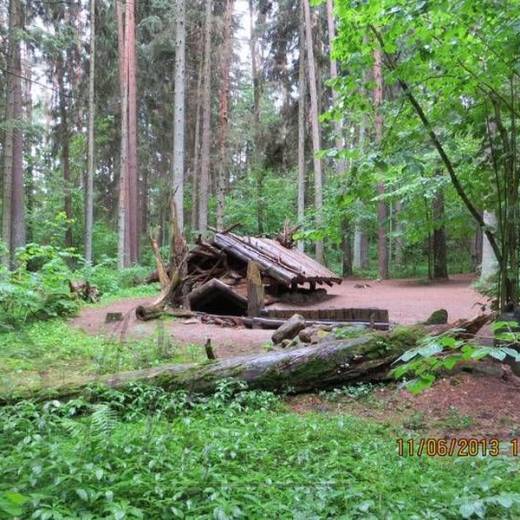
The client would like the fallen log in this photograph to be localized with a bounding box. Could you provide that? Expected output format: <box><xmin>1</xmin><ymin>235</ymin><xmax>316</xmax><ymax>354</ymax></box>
<box><xmin>272</xmin><ymin>313</ymin><xmax>306</xmax><ymax>344</ymax></box>
<box><xmin>194</xmin><ymin>313</ymin><xmax>390</xmax><ymax>331</ymax></box>
<box><xmin>243</xmin><ymin>316</ymin><xmax>390</xmax><ymax>331</ymax></box>
<box><xmin>2</xmin><ymin>329</ymin><xmax>422</xmax><ymax>404</ymax></box>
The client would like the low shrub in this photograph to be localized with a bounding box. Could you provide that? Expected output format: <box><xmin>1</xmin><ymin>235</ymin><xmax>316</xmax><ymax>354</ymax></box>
<box><xmin>0</xmin><ymin>244</ymin><xmax>80</xmax><ymax>329</ymax></box>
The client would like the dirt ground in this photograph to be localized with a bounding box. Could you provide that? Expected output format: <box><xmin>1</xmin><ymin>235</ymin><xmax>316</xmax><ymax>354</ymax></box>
<box><xmin>72</xmin><ymin>274</ymin><xmax>484</xmax><ymax>356</ymax></box>
<box><xmin>271</xmin><ymin>273</ymin><xmax>484</xmax><ymax>325</ymax></box>
<box><xmin>287</xmin><ymin>366</ymin><xmax>520</xmax><ymax>440</ymax></box>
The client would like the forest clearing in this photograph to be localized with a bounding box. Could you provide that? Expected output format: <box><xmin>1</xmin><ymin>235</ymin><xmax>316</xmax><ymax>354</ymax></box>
<box><xmin>2</xmin><ymin>0</ymin><xmax>520</xmax><ymax>517</ymax></box>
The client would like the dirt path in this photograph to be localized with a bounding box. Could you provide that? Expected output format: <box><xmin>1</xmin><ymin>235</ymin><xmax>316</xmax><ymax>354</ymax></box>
<box><xmin>72</xmin><ymin>297</ymin><xmax>272</xmax><ymax>357</ymax></box>
<box><xmin>72</xmin><ymin>274</ymin><xmax>484</xmax><ymax>355</ymax></box>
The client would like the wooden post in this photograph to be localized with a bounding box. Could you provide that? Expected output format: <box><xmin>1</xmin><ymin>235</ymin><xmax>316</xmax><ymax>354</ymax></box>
<box><xmin>247</xmin><ymin>261</ymin><xmax>264</xmax><ymax>318</ymax></box>
<box><xmin>205</xmin><ymin>338</ymin><xmax>216</xmax><ymax>360</ymax></box>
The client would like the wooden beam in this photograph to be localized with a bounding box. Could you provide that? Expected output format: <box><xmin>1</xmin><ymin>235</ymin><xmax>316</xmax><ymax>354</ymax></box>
<box><xmin>247</xmin><ymin>261</ymin><xmax>264</xmax><ymax>317</ymax></box>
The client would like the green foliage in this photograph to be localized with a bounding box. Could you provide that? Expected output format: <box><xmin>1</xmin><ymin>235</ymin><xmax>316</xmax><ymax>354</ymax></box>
<box><xmin>0</xmin><ymin>319</ymin><xmax>205</xmax><ymax>396</ymax></box>
<box><xmin>80</xmin><ymin>257</ymin><xmax>152</xmax><ymax>295</ymax></box>
<box><xmin>1</xmin><ymin>383</ymin><xmax>520</xmax><ymax>519</ymax></box>
<box><xmin>223</xmin><ymin>169</ymin><xmax>297</xmax><ymax>236</ymax></box>
<box><xmin>330</xmin><ymin>0</ymin><xmax>520</xmax><ymax>286</ymax></box>
<box><xmin>319</xmin><ymin>382</ymin><xmax>381</xmax><ymax>402</ymax></box>
<box><xmin>0</xmin><ymin>244</ymin><xmax>80</xmax><ymax>328</ymax></box>
<box><xmin>392</xmin><ymin>327</ymin><xmax>520</xmax><ymax>393</ymax></box>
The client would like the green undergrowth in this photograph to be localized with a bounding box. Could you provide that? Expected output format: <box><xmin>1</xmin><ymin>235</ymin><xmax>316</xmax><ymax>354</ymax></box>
<box><xmin>0</xmin><ymin>382</ymin><xmax>519</xmax><ymax>519</ymax></box>
<box><xmin>93</xmin><ymin>283</ymin><xmax>160</xmax><ymax>306</ymax></box>
<box><xmin>0</xmin><ymin>319</ymin><xmax>204</xmax><ymax>397</ymax></box>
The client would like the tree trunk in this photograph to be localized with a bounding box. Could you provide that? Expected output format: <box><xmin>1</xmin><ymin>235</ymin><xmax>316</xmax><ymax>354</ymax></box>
<box><xmin>216</xmin><ymin>0</ymin><xmax>234</xmax><ymax>230</ymax></box>
<box><xmin>353</xmin><ymin>118</ymin><xmax>369</xmax><ymax>271</ymax></box>
<box><xmin>116</xmin><ymin>0</ymin><xmax>129</xmax><ymax>268</ymax></box>
<box><xmin>198</xmin><ymin>0</ymin><xmax>213</xmax><ymax>234</ymax></box>
<box><xmin>297</xmin><ymin>4</ymin><xmax>306</xmax><ymax>252</ymax></box>
<box><xmin>341</xmin><ymin>218</ymin><xmax>353</xmax><ymax>276</ymax></box>
<box><xmin>191</xmin><ymin>55</ymin><xmax>204</xmax><ymax>231</ymax></box>
<box><xmin>303</xmin><ymin>0</ymin><xmax>324</xmax><ymax>264</ymax></box>
<box><xmin>173</xmin><ymin>0</ymin><xmax>186</xmax><ymax>231</ymax></box>
<box><xmin>432</xmin><ymin>182</ymin><xmax>448</xmax><ymax>280</ymax></box>
<box><xmin>23</xmin><ymin>43</ymin><xmax>33</xmax><ymax>245</ymax></box>
<box><xmin>2</xmin><ymin>0</ymin><xmax>25</xmax><ymax>268</ymax></box>
<box><xmin>373</xmin><ymin>48</ymin><xmax>388</xmax><ymax>279</ymax></box>
<box><xmin>249</xmin><ymin>0</ymin><xmax>265</xmax><ymax>235</ymax></box>
<box><xmin>9</xmin><ymin>334</ymin><xmax>417</xmax><ymax>404</ymax></box>
<box><xmin>481</xmin><ymin>210</ymin><xmax>498</xmax><ymax>281</ymax></box>
<box><xmin>126</xmin><ymin>0</ymin><xmax>139</xmax><ymax>263</ymax></box>
<box><xmin>57</xmin><ymin>56</ymin><xmax>73</xmax><ymax>249</ymax></box>
<box><xmin>472</xmin><ymin>223</ymin><xmax>483</xmax><ymax>273</ymax></box>
<box><xmin>2</xmin><ymin>49</ymin><xmax>15</xmax><ymax>267</ymax></box>
<box><xmin>394</xmin><ymin>200</ymin><xmax>404</xmax><ymax>268</ymax></box>
<box><xmin>85</xmin><ymin>0</ymin><xmax>96</xmax><ymax>265</ymax></box>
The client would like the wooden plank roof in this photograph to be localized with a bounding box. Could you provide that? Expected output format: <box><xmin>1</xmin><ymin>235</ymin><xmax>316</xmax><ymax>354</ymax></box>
<box><xmin>213</xmin><ymin>232</ymin><xmax>343</xmax><ymax>286</ymax></box>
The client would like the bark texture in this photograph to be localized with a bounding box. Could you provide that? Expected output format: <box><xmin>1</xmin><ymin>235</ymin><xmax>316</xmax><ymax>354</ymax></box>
<box><xmin>297</xmin><ymin>5</ymin><xmax>306</xmax><ymax>252</ymax></box>
<box><xmin>198</xmin><ymin>0</ymin><xmax>213</xmax><ymax>234</ymax></box>
<box><xmin>481</xmin><ymin>211</ymin><xmax>498</xmax><ymax>280</ymax></box>
<box><xmin>117</xmin><ymin>0</ymin><xmax>139</xmax><ymax>267</ymax></box>
<box><xmin>173</xmin><ymin>0</ymin><xmax>186</xmax><ymax>231</ymax></box>
<box><xmin>303</xmin><ymin>0</ymin><xmax>324</xmax><ymax>264</ymax></box>
<box><xmin>85</xmin><ymin>0</ymin><xmax>96</xmax><ymax>265</ymax></box>
<box><xmin>2</xmin><ymin>0</ymin><xmax>25</xmax><ymax>268</ymax></box>
<box><xmin>216</xmin><ymin>0</ymin><xmax>234</xmax><ymax>229</ymax></box>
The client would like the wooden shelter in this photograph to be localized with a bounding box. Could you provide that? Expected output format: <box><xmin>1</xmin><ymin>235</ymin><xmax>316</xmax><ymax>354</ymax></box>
<box><xmin>212</xmin><ymin>232</ymin><xmax>343</xmax><ymax>289</ymax></box>
<box><xmin>139</xmin><ymin>228</ymin><xmax>389</xmax><ymax>327</ymax></box>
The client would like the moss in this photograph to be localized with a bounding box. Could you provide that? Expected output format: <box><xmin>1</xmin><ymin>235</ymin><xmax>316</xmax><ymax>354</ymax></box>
<box><xmin>424</xmin><ymin>309</ymin><xmax>448</xmax><ymax>325</ymax></box>
<box><xmin>381</xmin><ymin>326</ymin><xmax>425</xmax><ymax>351</ymax></box>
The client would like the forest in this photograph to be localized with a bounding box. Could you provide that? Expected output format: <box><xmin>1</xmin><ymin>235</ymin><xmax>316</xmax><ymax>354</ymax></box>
<box><xmin>1</xmin><ymin>0</ymin><xmax>520</xmax><ymax>518</ymax></box>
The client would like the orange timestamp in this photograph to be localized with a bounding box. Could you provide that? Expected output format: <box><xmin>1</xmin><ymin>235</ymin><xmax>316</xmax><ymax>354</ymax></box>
<box><xmin>396</xmin><ymin>438</ymin><xmax>520</xmax><ymax>457</ymax></box>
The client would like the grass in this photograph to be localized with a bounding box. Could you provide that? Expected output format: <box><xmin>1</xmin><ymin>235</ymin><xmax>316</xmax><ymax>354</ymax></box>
<box><xmin>0</xmin><ymin>318</ymin><xmax>205</xmax><ymax>397</ymax></box>
<box><xmin>0</xmin><ymin>384</ymin><xmax>519</xmax><ymax>519</ymax></box>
